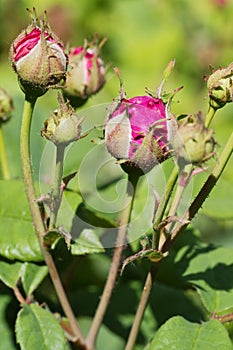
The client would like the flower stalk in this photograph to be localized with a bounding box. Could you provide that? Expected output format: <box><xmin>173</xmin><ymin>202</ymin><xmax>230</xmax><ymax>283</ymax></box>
<box><xmin>125</xmin><ymin>268</ymin><xmax>156</xmax><ymax>350</ymax></box>
<box><xmin>20</xmin><ymin>95</ymin><xmax>85</xmax><ymax>347</ymax></box>
<box><xmin>164</xmin><ymin>163</ymin><xmax>193</xmax><ymax>234</ymax></box>
<box><xmin>152</xmin><ymin>165</ymin><xmax>179</xmax><ymax>249</ymax></box>
<box><xmin>205</xmin><ymin>105</ymin><xmax>216</xmax><ymax>127</ymax></box>
<box><xmin>49</xmin><ymin>144</ymin><xmax>65</xmax><ymax>230</ymax></box>
<box><xmin>86</xmin><ymin>172</ymin><xmax>140</xmax><ymax>350</ymax></box>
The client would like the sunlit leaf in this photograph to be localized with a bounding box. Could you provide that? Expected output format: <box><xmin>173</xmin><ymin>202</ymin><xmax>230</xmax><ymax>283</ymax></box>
<box><xmin>21</xmin><ymin>263</ymin><xmax>48</xmax><ymax>297</ymax></box>
<box><xmin>70</xmin><ymin>229</ymin><xmax>105</xmax><ymax>255</ymax></box>
<box><xmin>16</xmin><ymin>304</ymin><xmax>68</xmax><ymax>350</ymax></box>
<box><xmin>0</xmin><ymin>259</ymin><xmax>23</xmax><ymax>289</ymax></box>
<box><xmin>147</xmin><ymin>316</ymin><xmax>232</xmax><ymax>350</ymax></box>
<box><xmin>0</xmin><ymin>180</ymin><xmax>43</xmax><ymax>262</ymax></box>
<box><xmin>181</xmin><ymin>245</ymin><xmax>233</xmax><ymax>314</ymax></box>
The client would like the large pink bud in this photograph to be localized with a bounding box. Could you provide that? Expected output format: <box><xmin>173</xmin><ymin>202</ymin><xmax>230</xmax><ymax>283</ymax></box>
<box><xmin>9</xmin><ymin>10</ymin><xmax>68</xmax><ymax>98</ymax></box>
<box><xmin>105</xmin><ymin>95</ymin><xmax>176</xmax><ymax>174</ymax></box>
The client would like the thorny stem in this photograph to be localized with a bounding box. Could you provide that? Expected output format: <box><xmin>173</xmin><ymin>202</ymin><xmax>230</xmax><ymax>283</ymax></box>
<box><xmin>86</xmin><ymin>172</ymin><xmax>140</xmax><ymax>350</ymax></box>
<box><xmin>49</xmin><ymin>144</ymin><xmax>65</xmax><ymax>230</ymax></box>
<box><xmin>162</xmin><ymin>131</ymin><xmax>233</xmax><ymax>252</ymax></box>
<box><xmin>0</xmin><ymin>124</ymin><xmax>10</xmax><ymax>179</ymax></box>
<box><xmin>125</xmin><ymin>267</ymin><xmax>157</xmax><ymax>350</ymax></box>
<box><xmin>20</xmin><ymin>96</ymin><xmax>85</xmax><ymax>348</ymax></box>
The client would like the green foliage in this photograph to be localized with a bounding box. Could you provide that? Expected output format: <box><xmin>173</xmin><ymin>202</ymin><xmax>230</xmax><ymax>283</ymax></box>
<box><xmin>15</xmin><ymin>304</ymin><xmax>69</xmax><ymax>350</ymax></box>
<box><xmin>147</xmin><ymin>316</ymin><xmax>232</xmax><ymax>350</ymax></box>
<box><xmin>181</xmin><ymin>245</ymin><xmax>233</xmax><ymax>315</ymax></box>
<box><xmin>0</xmin><ymin>259</ymin><xmax>48</xmax><ymax>295</ymax></box>
<box><xmin>70</xmin><ymin>229</ymin><xmax>105</xmax><ymax>255</ymax></box>
<box><xmin>21</xmin><ymin>263</ymin><xmax>48</xmax><ymax>297</ymax></box>
<box><xmin>0</xmin><ymin>180</ymin><xmax>43</xmax><ymax>261</ymax></box>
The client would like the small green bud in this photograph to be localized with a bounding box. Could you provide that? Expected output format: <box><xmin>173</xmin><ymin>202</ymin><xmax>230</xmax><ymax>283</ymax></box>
<box><xmin>41</xmin><ymin>94</ymin><xmax>84</xmax><ymax>146</ymax></box>
<box><xmin>173</xmin><ymin>113</ymin><xmax>215</xmax><ymax>165</ymax></box>
<box><xmin>0</xmin><ymin>88</ymin><xmax>14</xmax><ymax>123</ymax></box>
<box><xmin>207</xmin><ymin>62</ymin><xmax>233</xmax><ymax>109</ymax></box>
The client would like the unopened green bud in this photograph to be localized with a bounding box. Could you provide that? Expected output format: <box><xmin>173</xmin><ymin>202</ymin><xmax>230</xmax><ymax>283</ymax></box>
<box><xmin>41</xmin><ymin>94</ymin><xmax>84</xmax><ymax>146</ymax></box>
<box><xmin>173</xmin><ymin>113</ymin><xmax>215</xmax><ymax>165</ymax></box>
<box><xmin>0</xmin><ymin>88</ymin><xmax>14</xmax><ymax>123</ymax></box>
<box><xmin>207</xmin><ymin>62</ymin><xmax>233</xmax><ymax>109</ymax></box>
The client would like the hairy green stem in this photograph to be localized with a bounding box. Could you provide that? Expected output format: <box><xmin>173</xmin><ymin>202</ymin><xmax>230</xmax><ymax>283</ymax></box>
<box><xmin>163</xmin><ymin>131</ymin><xmax>233</xmax><ymax>251</ymax></box>
<box><xmin>86</xmin><ymin>173</ymin><xmax>140</xmax><ymax>350</ymax></box>
<box><xmin>152</xmin><ymin>164</ymin><xmax>178</xmax><ymax>250</ymax></box>
<box><xmin>49</xmin><ymin>145</ymin><xmax>65</xmax><ymax>230</ymax></box>
<box><xmin>165</xmin><ymin>163</ymin><xmax>192</xmax><ymax>234</ymax></box>
<box><xmin>205</xmin><ymin>105</ymin><xmax>216</xmax><ymax>127</ymax></box>
<box><xmin>20</xmin><ymin>96</ymin><xmax>85</xmax><ymax>347</ymax></box>
<box><xmin>0</xmin><ymin>124</ymin><xmax>10</xmax><ymax>179</ymax></box>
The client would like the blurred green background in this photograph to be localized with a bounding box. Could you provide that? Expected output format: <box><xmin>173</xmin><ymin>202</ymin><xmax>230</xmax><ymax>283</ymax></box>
<box><xmin>0</xmin><ymin>0</ymin><xmax>233</xmax><ymax>244</ymax></box>
<box><xmin>0</xmin><ymin>1</ymin><xmax>233</xmax><ymax>349</ymax></box>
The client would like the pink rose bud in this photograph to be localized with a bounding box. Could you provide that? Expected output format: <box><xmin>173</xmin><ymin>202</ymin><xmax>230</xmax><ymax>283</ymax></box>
<box><xmin>63</xmin><ymin>36</ymin><xmax>106</xmax><ymax>108</ymax></box>
<box><xmin>105</xmin><ymin>95</ymin><xmax>175</xmax><ymax>174</ymax></box>
<box><xmin>9</xmin><ymin>9</ymin><xmax>68</xmax><ymax>98</ymax></box>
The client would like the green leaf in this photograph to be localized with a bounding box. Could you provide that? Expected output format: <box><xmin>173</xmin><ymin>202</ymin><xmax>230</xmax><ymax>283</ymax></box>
<box><xmin>147</xmin><ymin>316</ymin><xmax>232</xmax><ymax>350</ymax></box>
<box><xmin>70</xmin><ymin>229</ymin><xmax>105</xmax><ymax>255</ymax></box>
<box><xmin>181</xmin><ymin>245</ymin><xmax>233</xmax><ymax>314</ymax></box>
<box><xmin>0</xmin><ymin>258</ymin><xmax>48</xmax><ymax>296</ymax></box>
<box><xmin>74</xmin><ymin>203</ymin><xmax>117</xmax><ymax>229</ymax></box>
<box><xmin>21</xmin><ymin>263</ymin><xmax>48</xmax><ymax>297</ymax></box>
<box><xmin>0</xmin><ymin>180</ymin><xmax>43</xmax><ymax>262</ymax></box>
<box><xmin>0</xmin><ymin>259</ymin><xmax>23</xmax><ymax>288</ymax></box>
<box><xmin>16</xmin><ymin>304</ymin><xmax>68</xmax><ymax>350</ymax></box>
